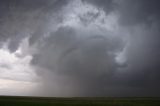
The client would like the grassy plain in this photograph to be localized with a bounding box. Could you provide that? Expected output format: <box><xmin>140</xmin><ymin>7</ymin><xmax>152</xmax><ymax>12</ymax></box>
<box><xmin>0</xmin><ymin>96</ymin><xmax>160</xmax><ymax>106</ymax></box>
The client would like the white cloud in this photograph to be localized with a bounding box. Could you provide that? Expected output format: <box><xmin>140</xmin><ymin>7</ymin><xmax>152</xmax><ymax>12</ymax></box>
<box><xmin>61</xmin><ymin>0</ymin><xmax>119</xmax><ymax>33</ymax></box>
<box><xmin>0</xmin><ymin>79</ymin><xmax>38</xmax><ymax>96</ymax></box>
<box><xmin>0</xmin><ymin>37</ymin><xmax>38</xmax><ymax>81</ymax></box>
<box><xmin>0</xmin><ymin>38</ymin><xmax>39</xmax><ymax>95</ymax></box>
<box><xmin>0</xmin><ymin>48</ymin><xmax>37</xmax><ymax>81</ymax></box>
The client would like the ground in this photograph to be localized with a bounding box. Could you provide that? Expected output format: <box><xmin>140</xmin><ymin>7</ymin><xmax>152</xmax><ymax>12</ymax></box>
<box><xmin>0</xmin><ymin>96</ymin><xmax>160</xmax><ymax>106</ymax></box>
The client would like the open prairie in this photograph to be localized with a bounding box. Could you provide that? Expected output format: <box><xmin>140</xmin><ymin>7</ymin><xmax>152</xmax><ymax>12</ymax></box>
<box><xmin>0</xmin><ymin>96</ymin><xmax>160</xmax><ymax>106</ymax></box>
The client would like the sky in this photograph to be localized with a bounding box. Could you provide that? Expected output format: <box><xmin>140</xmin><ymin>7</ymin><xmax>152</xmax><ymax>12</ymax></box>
<box><xmin>0</xmin><ymin>0</ymin><xmax>160</xmax><ymax>97</ymax></box>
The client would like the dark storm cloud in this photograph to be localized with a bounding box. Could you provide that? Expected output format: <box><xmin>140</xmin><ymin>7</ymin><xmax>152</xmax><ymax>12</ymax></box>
<box><xmin>78</xmin><ymin>11</ymin><xmax>100</xmax><ymax>26</ymax></box>
<box><xmin>1</xmin><ymin>0</ymin><xmax>160</xmax><ymax>97</ymax></box>
<box><xmin>82</xmin><ymin>0</ymin><xmax>115</xmax><ymax>14</ymax></box>
<box><xmin>0</xmin><ymin>0</ymin><xmax>68</xmax><ymax>13</ymax></box>
<box><xmin>0</xmin><ymin>0</ymin><xmax>69</xmax><ymax>52</ymax></box>
<box><xmin>31</xmin><ymin>26</ymin><xmax>125</xmax><ymax>96</ymax></box>
<box><xmin>83</xmin><ymin>0</ymin><xmax>160</xmax><ymax>25</ymax></box>
<box><xmin>82</xmin><ymin>0</ymin><xmax>160</xmax><ymax>96</ymax></box>
<box><xmin>120</xmin><ymin>0</ymin><xmax>160</xmax><ymax>96</ymax></box>
<box><xmin>123</xmin><ymin>25</ymin><xmax>160</xmax><ymax>87</ymax></box>
<box><xmin>116</xmin><ymin>0</ymin><xmax>160</xmax><ymax>90</ymax></box>
<box><xmin>117</xmin><ymin>0</ymin><xmax>160</xmax><ymax>25</ymax></box>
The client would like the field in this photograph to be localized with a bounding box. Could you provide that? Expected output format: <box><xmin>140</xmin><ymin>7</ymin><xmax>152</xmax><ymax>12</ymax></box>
<box><xmin>0</xmin><ymin>96</ymin><xmax>160</xmax><ymax>106</ymax></box>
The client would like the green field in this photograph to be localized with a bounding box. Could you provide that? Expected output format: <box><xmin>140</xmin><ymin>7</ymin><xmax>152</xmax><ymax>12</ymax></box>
<box><xmin>0</xmin><ymin>96</ymin><xmax>160</xmax><ymax>106</ymax></box>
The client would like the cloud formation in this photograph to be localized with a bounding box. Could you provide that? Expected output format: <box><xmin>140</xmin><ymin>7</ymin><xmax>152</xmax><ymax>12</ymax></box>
<box><xmin>0</xmin><ymin>0</ymin><xmax>70</xmax><ymax>52</ymax></box>
<box><xmin>0</xmin><ymin>0</ymin><xmax>160</xmax><ymax>97</ymax></box>
<box><xmin>31</xmin><ymin>25</ymin><xmax>124</xmax><ymax>96</ymax></box>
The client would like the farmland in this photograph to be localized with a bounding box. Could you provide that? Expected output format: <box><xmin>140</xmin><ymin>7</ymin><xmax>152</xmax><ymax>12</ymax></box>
<box><xmin>0</xmin><ymin>96</ymin><xmax>160</xmax><ymax>106</ymax></box>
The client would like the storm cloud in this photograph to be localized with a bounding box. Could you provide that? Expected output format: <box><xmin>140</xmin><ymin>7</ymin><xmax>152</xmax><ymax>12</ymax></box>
<box><xmin>0</xmin><ymin>0</ymin><xmax>69</xmax><ymax>52</ymax></box>
<box><xmin>0</xmin><ymin>0</ymin><xmax>160</xmax><ymax>97</ymax></box>
<box><xmin>30</xmin><ymin>25</ymin><xmax>124</xmax><ymax>96</ymax></box>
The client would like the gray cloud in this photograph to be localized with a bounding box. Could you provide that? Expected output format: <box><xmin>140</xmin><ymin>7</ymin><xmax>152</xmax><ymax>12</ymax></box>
<box><xmin>1</xmin><ymin>0</ymin><xmax>160</xmax><ymax>97</ymax></box>
<box><xmin>117</xmin><ymin>0</ymin><xmax>160</xmax><ymax>25</ymax></box>
<box><xmin>31</xmin><ymin>26</ymin><xmax>124</xmax><ymax>96</ymax></box>
<box><xmin>117</xmin><ymin>0</ymin><xmax>160</xmax><ymax>90</ymax></box>
<box><xmin>83</xmin><ymin>0</ymin><xmax>160</xmax><ymax>25</ymax></box>
<box><xmin>82</xmin><ymin>0</ymin><xmax>115</xmax><ymax>14</ymax></box>
<box><xmin>81</xmin><ymin>0</ymin><xmax>160</xmax><ymax>96</ymax></box>
<box><xmin>0</xmin><ymin>0</ymin><xmax>70</xmax><ymax>52</ymax></box>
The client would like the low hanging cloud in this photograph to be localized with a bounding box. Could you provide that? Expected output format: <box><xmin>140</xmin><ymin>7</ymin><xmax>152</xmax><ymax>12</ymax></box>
<box><xmin>30</xmin><ymin>25</ymin><xmax>124</xmax><ymax>96</ymax></box>
<box><xmin>0</xmin><ymin>0</ymin><xmax>160</xmax><ymax>97</ymax></box>
<box><xmin>83</xmin><ymin>0</ymin><xmax>160</xmax><ymax>96</ymax></box>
